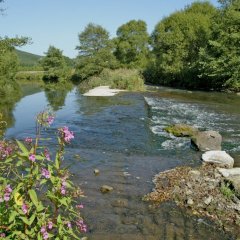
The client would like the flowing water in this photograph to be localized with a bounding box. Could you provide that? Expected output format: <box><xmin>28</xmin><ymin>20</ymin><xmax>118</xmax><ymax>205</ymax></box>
<box><xmin>4</xmin><ymin>85</ymin><xmax>240</xmax><ymax>239</ymax></box>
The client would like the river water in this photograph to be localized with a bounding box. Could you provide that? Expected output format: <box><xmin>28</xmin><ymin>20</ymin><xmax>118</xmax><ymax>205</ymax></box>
<box><xmin>5</xmin><ymin>85</ymin><xmax>240</xmax><ymax>239</ymax></box>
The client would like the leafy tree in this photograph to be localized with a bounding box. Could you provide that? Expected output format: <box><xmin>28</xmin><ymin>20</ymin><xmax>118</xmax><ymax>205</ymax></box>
<box><xmin>148</xmin><ymin>2</ymin><xmax>216</xmax><ymax>88</ymax></box>
<box><xmin>198</xmin><ymin>0</ymin><xmax>240</xmax><ymax>91</ymax></box>
<box><xmin>41</xmin><ymin>45</ymin><xmax>71</xmax><ymax>84</ymax></box>
<box><xmin>114</xmin><ymin>20</ymin><xmax>150</xmax><ymax>69</ymax></box>
<box><xmin>75</xmin><ymin>23</ymin><xmax>118</xmax><ymax>80</ymax></box>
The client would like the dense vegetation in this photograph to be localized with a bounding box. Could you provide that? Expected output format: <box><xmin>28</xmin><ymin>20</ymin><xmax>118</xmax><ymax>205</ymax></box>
<box><xmin>0</xmin><ymin>0</ymin><xmax>239</xmax><ymax>95</ymax></box>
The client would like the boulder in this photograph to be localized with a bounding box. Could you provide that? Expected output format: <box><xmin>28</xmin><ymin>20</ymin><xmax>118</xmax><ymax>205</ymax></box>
<box><xmin>191</xmin><ymin>131</ymin><xmax>222</xmax><ymax>151</ymax></box>
<box><xmin>218</xmin><ymin>168</ymin><xmax>240</xmax><ymax>178</ymax></box>
<box><xmin>202</xmin><ymin>151</ymin><xmax>234</xmax><ymax>168</ymax></box>
<box><xmin>165</xmin><ymin>124</ymin><xmax>198</xmax><ymax>137</ymax></box>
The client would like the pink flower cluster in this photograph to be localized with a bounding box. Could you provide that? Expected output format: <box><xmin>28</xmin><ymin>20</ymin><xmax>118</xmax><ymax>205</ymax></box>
<box><xmin>0</xmin><ymin>141</ymin><xmax>14</xmax><ymax>160</ymax></box>
<box><xmin>36</xmin><ymin>110</ymin><xmax>55</xmax><ymax>128</ymax></box>
<box><xmin>40</xmin><ymin>222</ymin><xmax>53</xmax><ymax>240</ymax></box>
<box><xmin>41</xmin><ymin>168</ymin><xmax>50</xmax><ymax>179</ymax></box>
<box><xmin>24</xmin><ymin>137</ymin><xmax>33</xmax><ymax>144</ymax></box>
<box><xmin>22</xmin><ymin>203</ymin><xmax>28</xmax><ymax>214</ymax></box>
<box><xmin>60</xmin><ymin>179</ymin><xmax>67</xmax><ymax>195</ymax></box>
<box><xmin>58</xmin><ymin>126</ymin><xmax>74</xmax><ymax>143</ymax></box>
<box><xmin>0</xmin><ymin>185</ymin><xmax>12</xmax><ymax>202</ymax></box>
<box><xmin>76</xmin><ymin>219</ymin><xmax>87</xmax><ymax>233</ymax></box>
<box><xmin>29</xmin><ymin>153</ymin><xmax>36</xmax><ymax>162</ymax></box>
<box><xmin>44</xmin><ymin>148</ymin><xmax>51</xmax><ymax>161</ymax></box>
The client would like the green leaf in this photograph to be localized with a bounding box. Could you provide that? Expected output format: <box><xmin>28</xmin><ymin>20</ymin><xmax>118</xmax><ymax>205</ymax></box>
<box><xmin>29</xmin><ymin>213</ymin><xmax>36</xmax><ymax>225</ymax></box>
<box><xmin>28</xmin><ymin>189</ymin><xmax>39</xmax><ymax>207</ymax></box>
<box><xmin>16</xmin><ymin>140</ymin><xmax>29</xmax><ymax>154</ymax></box>
<box><xmin>20</xmin><ymin>216</ymin><xmax>30</xmax><ymax>225</ymax></box>
<box><xmin>9</xmin><ymin>210</ymin><xmax>18</xmax><ymax>223</ymax></box>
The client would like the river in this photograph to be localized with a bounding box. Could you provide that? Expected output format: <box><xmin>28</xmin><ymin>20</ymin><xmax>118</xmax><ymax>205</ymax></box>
<box><xmin>4</xmin><ymin>85</ymin><xmax>240</xmax><ymax>239</ymax></box>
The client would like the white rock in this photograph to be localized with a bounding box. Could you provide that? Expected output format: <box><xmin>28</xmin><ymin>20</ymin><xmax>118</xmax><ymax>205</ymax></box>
<box><xmin>202</xmin><ymin>151</ymin><xmax>234</xmax><ymax>168</ymax></box>
<box><xmin>83</xmin><ymin>86</ymin><xmax>125</xmax><ymax>96</ymax></box>
<box><xmin>218</xmin><ymin>168</ymin><xmax>240</xmax><ymax>178</ymax></box>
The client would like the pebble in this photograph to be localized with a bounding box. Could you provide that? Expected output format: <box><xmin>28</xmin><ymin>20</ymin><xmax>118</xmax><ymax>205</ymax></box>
<box><xmin>94</xmin><ymin>169</ymin><xmax>100</xmax><ymax>175</ymax></box>
<box><xmin>100</xmin><ymin>185</ymin><xmax>113</xmax><ymax>193</ymax></box>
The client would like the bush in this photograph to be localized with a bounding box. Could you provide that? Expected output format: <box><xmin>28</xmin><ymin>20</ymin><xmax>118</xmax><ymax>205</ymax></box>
<box><xmin>0</xmin><ymin>110</ymin><xmax>86</xmax><ymax>239</ymax></box>
<box><xmin>78</xmin><ymin>68</ymin><xmax>145</xmax><ymax>93</ymax></box>
<box><xmin>15</xmin><ymin>71</ymin><xmax>44</xmax><ymax>82</ymax></box>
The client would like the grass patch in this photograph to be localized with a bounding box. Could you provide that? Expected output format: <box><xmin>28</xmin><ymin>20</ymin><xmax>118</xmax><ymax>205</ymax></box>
<box><xmin>220</xmin><ymin>182</ymin><xmax>235</xmax><ymax>199</ymax></box>
<box><xmin>78</xmin><ymin>68</ymin><xmax>145</xmax><ymax>93</ymax></box>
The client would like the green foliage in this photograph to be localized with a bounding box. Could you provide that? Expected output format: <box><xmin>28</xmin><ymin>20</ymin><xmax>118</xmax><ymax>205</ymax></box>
<box><xmin>15</xmin><ymin>71</ymin><xmax>44</xmax><ymax>83</ymax></box>
<box><xmin>78</xmin><ymin>68</ymin><xmax>145</xmax><ymax>93</ymax></box>
<box><xmin>220</xmin><ymin>182</ymin><xmax>235</xmax><ymax>199</ymax></box>
<box><xmin>40</xmin><ymin>46</ymin><xmax>72</xmax><ymax>85</ymax></box>
<box><xmin>198</xmin><ymin>0</ymin><xmax>240</xmax><ymax>91</ymax></box>
<box><xmin>0</xmin><ymin>110</ymin><xmax>86</xmax><ymax>239</ymax></box>
<box><xmin>114</xmin><ymin>20</ymin><xmax>150</xmax><ymax>69</ymax></box>
<box><xmin>75</xmin><ymin>23</ymin><xmax>119</xmax><ymax>81</ymax></box>
<box><xmin>148</xmin><ymin>1</ymin><xmax>216</xmax><ymax>88</ymax></box>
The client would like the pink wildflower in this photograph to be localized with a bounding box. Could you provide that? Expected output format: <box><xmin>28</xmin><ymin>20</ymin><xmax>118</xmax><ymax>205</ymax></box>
<box><xmin>24</xmin><ymin>137</ymin><xmax>33</xmax><ymax>144</ymax></box>
<box><xmin>67</xmin><ymin>221</ymin><xmax>72</xmax><ymax>229</ymax></box>
<box><xmin>76</xmin><ymin>219</ymin><xmax>87</xmax><ymax>233</ymax></box>
<box><xmin>48</xmin><ymin>221</ymin><xmax>53</xmax><ymax>230</ymax></box>
<box><xmin>22</xmin><ymin>203</ymin><xmax>28</xmax><ymax>214</ymax></box>
<box><xmin>41</xmin><ymin>168</ymin><xmax>50</xmax><ymax>179</ymax></box>
<box><xmin>29</xmin><ymin>153</ymin><xmax>36</xmax><ymax>162</ymax></box>
<box><xmin>44</xmin><ymin>148</ymin><xmax>51</xmax><ymax>161</ymax></box>
<box><xmin>59</xmin><ymin>126</ymin><xmax>74</xmax><ymax>143</ymax></box>
<box><xmin>76</xmin><ymin>204</ymin><xmax>84</xmax><ymax>209</ymax></box>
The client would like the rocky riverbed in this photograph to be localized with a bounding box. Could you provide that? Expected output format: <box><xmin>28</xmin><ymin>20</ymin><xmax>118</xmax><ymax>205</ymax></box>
<box><xmin>144</xmin><ymin>162</ymin><xmax>240</xmax><ymax>238</ymax></box>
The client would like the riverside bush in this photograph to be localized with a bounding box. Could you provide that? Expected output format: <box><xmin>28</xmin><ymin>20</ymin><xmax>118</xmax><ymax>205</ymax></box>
<box><xmin>78</xmin><ymin>68</ymin><xmax>145</xmax><ymax>93</ymax></box>
<box><xmin>0</xmin><ymin>110</ymin><xmax>86</xmax><ymax>239</ymax></box>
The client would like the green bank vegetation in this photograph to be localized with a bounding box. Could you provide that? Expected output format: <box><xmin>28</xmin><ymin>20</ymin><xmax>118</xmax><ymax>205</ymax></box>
<box><xmin>1</xmin><ymin>0</ymin><xmax>240</xmax><ymax>95</ymax></box>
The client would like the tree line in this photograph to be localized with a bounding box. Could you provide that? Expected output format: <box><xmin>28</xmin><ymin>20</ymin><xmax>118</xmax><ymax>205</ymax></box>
<box><xmin>0</xmin><ymin>0</ymin><xmax>239</xmax><ymax>92</ymax></box>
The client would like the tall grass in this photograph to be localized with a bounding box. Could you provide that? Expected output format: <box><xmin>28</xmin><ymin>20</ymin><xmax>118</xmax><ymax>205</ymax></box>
<box><xmin>78</xmin><ymin>68</ymin><xmax>145</xmax><ymax>93</ymax></box>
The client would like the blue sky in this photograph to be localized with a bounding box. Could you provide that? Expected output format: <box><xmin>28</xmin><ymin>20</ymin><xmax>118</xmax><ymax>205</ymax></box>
<box><xmin>1</xmin><ymin>0</ymin><xmax>219</xmax><ymax>58</ymax></box>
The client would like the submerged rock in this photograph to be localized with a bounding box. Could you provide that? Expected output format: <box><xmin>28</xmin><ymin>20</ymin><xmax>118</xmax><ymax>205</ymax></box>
<box><xmin>165</xmin><ymin>124</ymin><xmax>198</xmax><ymax>137</ymax></box>
<box><xmin>100</xmin><ymin>185</ymin><xmax>113</xmax><ymax>193</ymax></box>
<box><xmin>94</xmin><ymin>169</ymin><xmax>100</xmax><ymax>175</ymax></box>
<box><xmin>202</xmin><ymin>151</ymin><xmax>234</xmax><ymax>168</ymax></box>
<box><xmin>191</xmin><ymin>131</ymin><xmax>222</xmax><ymax>151</ymax></box>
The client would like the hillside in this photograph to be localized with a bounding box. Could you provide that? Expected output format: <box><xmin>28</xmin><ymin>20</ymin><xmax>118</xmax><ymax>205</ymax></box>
<box><xmin>15</xmin><ymin>49</ymin><xmax>42</xmax><ymax>66</ymax></box>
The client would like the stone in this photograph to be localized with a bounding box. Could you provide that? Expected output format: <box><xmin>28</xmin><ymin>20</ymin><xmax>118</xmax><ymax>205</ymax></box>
<box><xmin>202</xmin><ymin>151</ymin><xmax>234</xmax><ymax>168</ymax></box>
<box><xmin>100</xmin><ymin>185</ymin><xmax>113</xmax><ymax>193</ymax></box>
<box><xmin>218</xmin><ymin>168</ymin><xmax>240</xmax><ymax>178</ymax></box>
<box><xmin>187</xmin><ymin>198</ymin><xmax>194</xmax><ymax>205</ymax></box>
<box><xmin>111</xmin><ymin>199</ymin><xmax>128</xmax><ymax>208</ymax></box>
<box><xmin>188</xmin><ymin>170</ymin><xmax>201</xmax><ymax>181</ymax></box>
<box><xmin>204</xmin><ymin>196</ymin><xmax>213</xmax><ymax>205</ymax></box>
<box><xmin>191</xmin><ymin>131</ymin><xmax>222</xmax><ymax>151</ymax></box>
<box><xmin>94</xmin><ymin>169</ymin><xmax>100</xmax><ymax>175</ymax></box>
<box><xmin>165</xmin><ymin>124</ymin><xmax>198</xmax><ymax>137</ymax></box>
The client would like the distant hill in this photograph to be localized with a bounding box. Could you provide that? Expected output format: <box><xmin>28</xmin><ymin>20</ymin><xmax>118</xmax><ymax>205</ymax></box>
<box><xmin>15</xmin><ymin>49</ymin><xmax>42</xmax><ymax>66</ymax></box>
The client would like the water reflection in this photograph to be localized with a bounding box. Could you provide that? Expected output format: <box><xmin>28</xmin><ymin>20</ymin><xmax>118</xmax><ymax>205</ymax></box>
<box><xmin>45</xmin><ymin>88</ymin><xmax>69</xmax><ymax>111</ymax></box>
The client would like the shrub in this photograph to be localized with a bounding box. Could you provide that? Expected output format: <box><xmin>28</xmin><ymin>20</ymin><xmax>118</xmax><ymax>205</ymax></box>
<box><xmin>78</xmin><ymin>68</ymin><xmax>145</xmax><ymax>93</ymax></box>
<box><xmin>0</xmin><ymin>110</ymin><xmax>86</xmax><ymax>239</ymax></box>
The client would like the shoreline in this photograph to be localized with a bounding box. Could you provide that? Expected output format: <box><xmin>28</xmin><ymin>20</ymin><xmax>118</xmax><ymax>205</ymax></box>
<box><xmin>83</xmin><ymin>86</ymin><xmax>125</xmax><ymax>96</ymax></box>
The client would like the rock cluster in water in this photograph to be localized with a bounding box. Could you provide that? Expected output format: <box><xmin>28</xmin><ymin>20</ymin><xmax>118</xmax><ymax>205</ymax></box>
<box><xmin>146</xmin><ymin>124</ymin><xmax>240</xmax><ymax>238</ymax></box>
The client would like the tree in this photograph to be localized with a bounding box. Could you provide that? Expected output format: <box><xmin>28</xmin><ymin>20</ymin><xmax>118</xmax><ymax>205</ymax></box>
<box><xmin>114</xmin><ymin>20</ymin><xmax>149</xmax><ymax>69</ymax></box>
<box><xmin>41</xmin><ymin>45</ymin><xmax>71</xmax><ymax>84</ymax></box>
<box><xmin>75</xmin><ymin>23</ymin><xmax>118</xmax><ymax>80</ymax></box>
<box><xmin>149</xmin><ymin>2</ymin><xmax>216</xmax><ymax>88</ymax></box>
<box><xmin>198</xmin><ymin>0</ymin><xmax>240</xmax><ymax>91</ymax></box>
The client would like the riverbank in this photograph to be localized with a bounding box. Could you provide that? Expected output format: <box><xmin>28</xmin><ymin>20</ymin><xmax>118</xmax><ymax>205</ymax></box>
<box><xmin>144</xmin><ymin>163</ymin><xmax>240</xmax><ymax>238</ymax></box>
<box><xmin>83</xmin><ymin>86</ymin><xmax>125</xmax><ymax>96</ymax></box>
